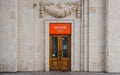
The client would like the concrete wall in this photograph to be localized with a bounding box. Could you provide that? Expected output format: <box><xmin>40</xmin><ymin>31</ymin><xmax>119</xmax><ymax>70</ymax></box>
<box><xmin>17</xmin><ymin>0</ymin><xmax>34</xmax><ymax>71</ymax></box>
<box><xmin>1</xmin><ymin>0</ymin><xmax>120</xmax><ymax>73</ymax></box>
<box><xmin>107</xmin><ymin>0</ymin><xmax>120</xmax><ymax>73</ymax></box>
<box><xmin>89</xmin><ymin>0</ymin><xmax>106</xmax><ymax>72</ymax></box>
<box><xmin>33</xmin><ymin>0</ymin><xmax>45</xmax><ymax>71</ymax></box>
<box><xmin>17</xmin><ymin>0</ymin><xmax>81</xmax><ymax>71</ymax></box>
<box><xmin>0</xmin><ymin>0</ymin><xmax>17</xmax><ymax>72</ymax></box>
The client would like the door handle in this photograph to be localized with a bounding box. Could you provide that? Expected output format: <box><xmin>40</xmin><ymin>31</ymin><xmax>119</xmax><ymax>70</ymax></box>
<box><xmin>59</xmin><ymin>51</ymin><xmax>62</xmax><ymax>54</ymax></box>
<box><xmin>59</xmin><ymin>54</ymin><xmax>62</xmax><ymax>56</ymax></box>
<box><xmin>59</xmin><ymin>58</ymin><xmax>62</xmax><ymax>61</ymax></box>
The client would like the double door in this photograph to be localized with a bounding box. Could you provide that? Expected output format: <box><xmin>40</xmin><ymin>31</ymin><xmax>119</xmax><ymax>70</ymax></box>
<box><xmin>50</xmin><ymin>35</ymin><xmax>71</xmax><ymax>71</ymax></box>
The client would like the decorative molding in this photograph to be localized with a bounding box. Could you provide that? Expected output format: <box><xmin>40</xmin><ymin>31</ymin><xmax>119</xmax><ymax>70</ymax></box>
<box><xmin>45</xmin><ymin>19</ymin><xmax>75</xmax><ymax>71</ymax></box>
<box><xmin>39</xmin><ymin>1</ymin><xmax>81</xmax><ymax>18</ymax></box>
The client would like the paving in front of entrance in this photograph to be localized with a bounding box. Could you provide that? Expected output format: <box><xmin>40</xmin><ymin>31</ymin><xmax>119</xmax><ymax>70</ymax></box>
<box><xmin>0</xmin><ymin>72</ymin><xmax>120</xmax><ymax>75</ymax></box>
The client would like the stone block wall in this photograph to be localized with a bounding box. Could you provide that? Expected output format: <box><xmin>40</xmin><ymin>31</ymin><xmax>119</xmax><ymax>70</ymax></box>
<box><xmin>0</xmin><ymin>0</ymin><xmax>120</xmax><ymax>73</ymax></box>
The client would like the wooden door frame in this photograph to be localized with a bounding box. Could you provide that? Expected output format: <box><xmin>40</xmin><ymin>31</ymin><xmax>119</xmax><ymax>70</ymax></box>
<box><xmin>45</xmin><ymin>19</ymin><xmax>75</xmax><ymax>71</ymax></box>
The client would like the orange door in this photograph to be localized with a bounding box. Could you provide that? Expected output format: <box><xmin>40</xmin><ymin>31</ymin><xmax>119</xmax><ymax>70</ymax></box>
<box><xmin>49</xmin><ymin>35</ymin><xmax>71</xmax><ymax>71</ymax></box>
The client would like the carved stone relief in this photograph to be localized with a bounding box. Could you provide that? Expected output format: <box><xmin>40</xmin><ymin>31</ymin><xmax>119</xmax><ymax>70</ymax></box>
<box><xmin>39</xmin><ymin>0</ymin><xmax>81</xmax><ymax>18</ymax></box>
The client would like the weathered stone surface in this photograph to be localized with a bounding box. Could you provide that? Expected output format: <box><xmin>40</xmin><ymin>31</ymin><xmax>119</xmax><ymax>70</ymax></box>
<box><xmin>0</xmin><ymin>72</ymin><xmax>120</xmax><ymax>75</ymax></box>
<box><xmin>0</xmin><ymin>0</ymin><xmax>17</xmax><ymax>72</ymax></box>
<box><xmin>0</xmin><ymin>0</ymin><xmax>120</xmax><ymax>73</ymax></box>
<box><xmin>107</xmin><ymin>0</ymin><xmax>120</xmax><ymax>73</ymax></box>
<box><xmin>89</xmin><ymin>0</ymin><xmax>106</xmax><ymax>72</ymax></box>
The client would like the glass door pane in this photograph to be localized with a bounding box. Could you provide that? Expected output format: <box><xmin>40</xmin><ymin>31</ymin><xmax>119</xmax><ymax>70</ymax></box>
<box><xmin>62</xmin><ymin>36</ymin><xmax>68</xmax><ymax>57</ymax></box>
<box><xmin>52</xmin><ymin>37</ymin><xmax>58</xmax><ymax>57</ymax></box>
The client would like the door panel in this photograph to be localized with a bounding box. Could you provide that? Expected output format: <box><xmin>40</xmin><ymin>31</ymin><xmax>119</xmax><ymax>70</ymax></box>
<box><xmin>50</xmin><ymin>35</ymin><xmax>71</xmax><ymax>71</ymax></box>
<box><xmin>50</xmin><ymin>35</ymin><xmax>59</xmax><ymax>70</ymax></box>
<box><xmin>60</xmin><ymin>35</ymin><xmax>71</xmax><ymax>70</ymax></box>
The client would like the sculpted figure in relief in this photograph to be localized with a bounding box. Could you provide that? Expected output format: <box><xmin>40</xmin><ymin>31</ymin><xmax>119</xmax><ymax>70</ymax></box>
<box><xmin>40</xmin><ymin>0</ymin><xmax>81</xmax><ymax>18</ymax></box>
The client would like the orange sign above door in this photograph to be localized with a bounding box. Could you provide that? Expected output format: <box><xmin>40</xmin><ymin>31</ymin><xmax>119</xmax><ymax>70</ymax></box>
<box><xmin>50</xmin><ymin>23</ymin><xmax>71</xmax><ymax>34</ymax></box>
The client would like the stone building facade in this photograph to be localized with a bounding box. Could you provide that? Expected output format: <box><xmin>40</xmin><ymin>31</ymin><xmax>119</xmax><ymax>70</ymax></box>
<box><xmin>0</xmin><ymin>0</ymin><xmax>120</xmax><ymax>73</ymax></box>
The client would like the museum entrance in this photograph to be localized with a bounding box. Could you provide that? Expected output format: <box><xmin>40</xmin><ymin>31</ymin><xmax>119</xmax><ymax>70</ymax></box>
<box><xmin>49</xmin><ymin>35</ymin><xmax>71</xmax><ymax>71</ymax></box>
<box><xmin>49</xmin><ymin>23</ymin><xmax>71</xmax><ymax>71</ymax></box>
